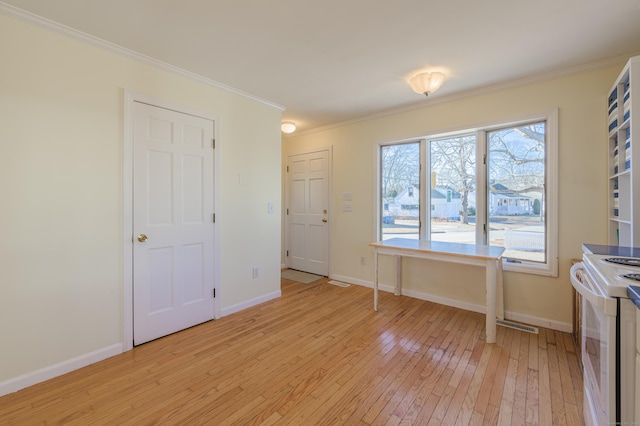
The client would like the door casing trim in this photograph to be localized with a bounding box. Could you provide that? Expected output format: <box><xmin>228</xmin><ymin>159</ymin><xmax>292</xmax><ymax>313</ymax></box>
<box><xmin>122</xmin><ymin>90</ymin><xmax>220</xmax><ymax>351</ymax></box>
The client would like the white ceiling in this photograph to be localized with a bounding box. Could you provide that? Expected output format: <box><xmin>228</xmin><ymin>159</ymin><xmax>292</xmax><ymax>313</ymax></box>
<box><xmin>3</xmin><ymin>0</ymin><xmax>640</xmax><ymax>133</ymax></box>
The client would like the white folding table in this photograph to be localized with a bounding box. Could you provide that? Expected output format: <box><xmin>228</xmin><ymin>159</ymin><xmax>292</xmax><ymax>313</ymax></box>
<box><xmin>370</xmin><ymin>238</ymin><xmax>505</xmax><ymax>343</ymax></box>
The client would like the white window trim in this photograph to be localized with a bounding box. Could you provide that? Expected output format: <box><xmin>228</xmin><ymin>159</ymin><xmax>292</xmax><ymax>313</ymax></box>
<box><xmin>495</xmin><ymin>109</ymin><xmax>558</xmax><ymax>277</ymax></box>
<box><xmin>374</xmin><ymin>109</ymin><xmax>559</xmax><ymax>277</ymax></box>
<box><xmin>420</xmin><ymin>139</ymin><xmax>428</xmax><ymax>240</ymax></box>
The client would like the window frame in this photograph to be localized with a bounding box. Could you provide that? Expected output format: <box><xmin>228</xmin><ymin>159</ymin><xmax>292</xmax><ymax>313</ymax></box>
<box><xmin>374</xmin><ymin>109</ymin><xmax>558</xmax><ymax>277</ymax></box>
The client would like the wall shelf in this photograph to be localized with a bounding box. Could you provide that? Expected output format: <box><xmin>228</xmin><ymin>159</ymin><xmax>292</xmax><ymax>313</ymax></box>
<box><xmin>609</xmin><ymin>56</ymin><xmax>640</xmax><ymax>246</ymax></box>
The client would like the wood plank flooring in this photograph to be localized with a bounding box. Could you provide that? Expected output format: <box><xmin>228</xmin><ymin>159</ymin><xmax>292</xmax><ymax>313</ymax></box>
<box><xmin>0</xmin><ymin>277</ymin><xmax>584</xmax><ymax>425</ymax></box>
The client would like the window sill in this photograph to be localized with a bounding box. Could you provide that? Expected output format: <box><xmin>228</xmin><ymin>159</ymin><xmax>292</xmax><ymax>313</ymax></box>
<box><xmin>502</xmin><ymin>258</ymin><xmax>558</xmax><ymax>277</ymax></box>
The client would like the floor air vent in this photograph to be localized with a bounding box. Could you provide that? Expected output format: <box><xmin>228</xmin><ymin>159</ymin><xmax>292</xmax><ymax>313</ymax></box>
<box><xmin>497</xmin><ymin>319</ymin><xmax>539</xmax><ymax>334</ymax></box>
<box><xmin>327</xmin><ymin>280</ymin><xmax>350</xmax><ymax>288</ymax></box>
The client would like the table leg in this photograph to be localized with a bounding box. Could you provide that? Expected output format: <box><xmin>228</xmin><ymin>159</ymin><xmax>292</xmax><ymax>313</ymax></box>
<box><xmin>497</xmin><ymin>258</ymin><xmax>504</xmax><ymax>320</ymax></box>
<box><xmin>395</xmin><ymin>255</ymin><xmax>402</xmax><ymax>296</ymax></box>
<box><xmin>374</xmin><ymin>248</ymin><xmax>379</xmax><ymax>311</ymax></box>
<box><xmin>485</xmin><ymin>259</ymin><xmax>497</xmax><ymax>344</ymax></box>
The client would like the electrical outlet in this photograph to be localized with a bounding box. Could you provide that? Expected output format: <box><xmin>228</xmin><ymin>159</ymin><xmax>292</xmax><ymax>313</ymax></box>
<box><xmin>343</xmin><ymin>203</ymin><xmax>352</xmax><ymax>212</ymax></box>
<box><xmin>252</xmin><ymin>267</ymin><xmax>259</xmax><ymax>279</ymax></box>
<box><xmin>267</xmin><ymin>202</ymin><xmax>274</xmax><ymax>214</ymax></box>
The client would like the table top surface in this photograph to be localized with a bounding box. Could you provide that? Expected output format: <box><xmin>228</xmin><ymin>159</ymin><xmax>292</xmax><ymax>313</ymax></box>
<box><xmin>370</xmin><ymin>238</ymin><xmax>505</xmax><ymax>260</ymax></box>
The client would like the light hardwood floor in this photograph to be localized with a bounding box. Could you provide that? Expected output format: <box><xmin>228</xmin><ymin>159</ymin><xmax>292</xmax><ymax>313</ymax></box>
<box><xmin>0</xmin><ymin>276</ymin><xmax>584</xmax><ymax>425</ymax></box>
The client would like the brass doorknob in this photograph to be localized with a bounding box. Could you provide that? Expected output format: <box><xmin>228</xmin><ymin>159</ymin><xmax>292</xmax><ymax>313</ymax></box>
<box><xmin>322</xmin><ymin>218</ymin><xmax>328</xmax><ymax>223</ymax></box>
<box><xmin>137</xmin><ymin>234</ymin><xmax>148</xmax><ymax>242</ymax></box>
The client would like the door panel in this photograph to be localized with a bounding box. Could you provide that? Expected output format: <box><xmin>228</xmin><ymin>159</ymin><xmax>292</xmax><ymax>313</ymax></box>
<box><xmin>148</xmin><ymin>150</ymin><xmax>173</xmax><ymax>225</ymax></box>
<box><xmin>133</xmin><ymin>102</ymin><xmax>215</xmax><ymax>345</ymax></box>
<box><xmin>308</xmin><ymin>225</ymin><xmax>324</xmax><ymax>263</ymax></box>
<box><xmin>148</xmin><ymin>247</ymin><xmax>173</xmax><ymax>312</ymax></box>
<box><xmin>309</xmin><ymin>178</ymin><xmax>324</xmax><ymax>212</ymax></box>
<box><xmin>287</xmin><ymin>150</ymin><xmax>329</xmax><ymax>276</ymax></box>
<box><xmin>182</xmin><ymin>155</ymin><xmax>204</xmax><ymax>223</ymax></box>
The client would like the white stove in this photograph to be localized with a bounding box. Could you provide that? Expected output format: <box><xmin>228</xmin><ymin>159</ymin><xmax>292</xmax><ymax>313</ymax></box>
<box><xmin>572</xmin><ymin>252</ymin><xmax>637</xmax><ymax>425</ymax></box>
<box><xmin>583</xmin><ymin>253</ymin><xmax>640</xmax><ymax>298</ymax></box>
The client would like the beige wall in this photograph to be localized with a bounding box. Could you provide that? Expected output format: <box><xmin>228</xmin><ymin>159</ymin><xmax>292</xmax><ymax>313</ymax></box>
<box><xmin>283</xmin><ymin>65</ymin><xmax>622</xmax><ymax>330</ymax></box>
<box><xmin>0</xmin><ymin>13</ymin><xmax>282</xmax><ymax>387</ymax></box>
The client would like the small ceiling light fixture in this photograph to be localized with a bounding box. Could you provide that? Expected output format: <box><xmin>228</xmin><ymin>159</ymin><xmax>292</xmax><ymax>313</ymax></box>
<box><xmin>281</xmin><ymin>121</ymin><xmax>297</xmax><ymax>133</ymax></box>
<box><xmin>408</xmin><ymin>71</ymin><xmax>446</xmax><ymax>96</ymax></box>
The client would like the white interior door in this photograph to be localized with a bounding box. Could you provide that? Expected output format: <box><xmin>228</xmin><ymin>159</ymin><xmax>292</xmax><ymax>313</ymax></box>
<box><xmin>133</xmin><ymin>101</ymin><xmax>215</xmax><ymax>345</ymax></box>
<box><xmin>287</xmin><ymin>150</ymin><xmax>330</xmax><ymax>276</ymax></box>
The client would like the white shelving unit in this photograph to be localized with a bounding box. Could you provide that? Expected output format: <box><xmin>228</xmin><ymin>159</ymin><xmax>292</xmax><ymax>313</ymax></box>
<box><xmin>609</xmin><ymin>56</ymin><xmax>640</xmax><ymax>247</ymax></box>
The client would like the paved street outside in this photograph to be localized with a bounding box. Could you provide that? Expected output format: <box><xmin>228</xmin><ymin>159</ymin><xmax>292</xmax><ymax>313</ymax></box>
<box><xmin>383</xmin><ymin>215</ymin><xmax>545</xmax><ymax>262</ymax></box>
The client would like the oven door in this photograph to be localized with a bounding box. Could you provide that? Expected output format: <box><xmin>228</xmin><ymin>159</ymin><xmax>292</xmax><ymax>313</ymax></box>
<box><xmin>570</xmin><ymin>263</ymin><xmax>617</xmax><ymax>426</ymax></box>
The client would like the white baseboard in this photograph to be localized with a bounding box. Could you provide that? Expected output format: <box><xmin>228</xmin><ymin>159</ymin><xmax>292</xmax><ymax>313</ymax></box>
<box><xmin>332</xmin><ymin>274</ymin><xmax>572</xmax><ymax>333</ymax></box>
<box><xmin>0</xmin><ymin>291</ymin><xmax>284</xmax><ymax>398</ymax></box>
<box><xmin>220</xmin><ymin>290</ymin><xmax>282</xmax><ymax>317</ymax></box>
<box><xmin>0</xmin><ymin>279</ymin><xmax>570</xmax><ymax>398</ymax></box>
<box><xmin>330</xmin><ymin>274</ymin><xmax>373</xmax><ymax>289</ymax></box>
<box><xmin>503</xmin><ymin>311</ymin><xmax>572</xmax><ymax>333</ymax></box>
<box><xmin>401</xmin><ymin>287</ymin><xmax>487</xmax><ymax>315</ymax></box>
<box><xmin>0</xmin><ymin>343</ymin><xmax>123</xmax><ymax>397</ymax></box>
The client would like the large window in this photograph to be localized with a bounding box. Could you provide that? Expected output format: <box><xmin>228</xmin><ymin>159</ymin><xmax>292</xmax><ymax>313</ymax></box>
<box><xmin>378</xmin><ymin>112</ymin><xmax>558</xmax><ymax>276</ymax></box>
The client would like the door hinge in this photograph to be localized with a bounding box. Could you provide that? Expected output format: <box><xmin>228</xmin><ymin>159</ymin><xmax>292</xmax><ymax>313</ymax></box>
<box><xmin>286</xmin><ymin>208</ymin><xmax>289</xmax><ymax>215</ymax></box>
<box><xmin>286</xmin><ymin>165</ymin><xmax>289</xmax><ymax>172</ymax></box>
<box><xmin>213</xmin><ymin>213</ymin><xmax>216</xmax><ymax>223</ymax></box>
<box><xmin>212</xmin><ymin>138</ymin><xmax>216</xmax><ymax>149</ymax></box>
<box><xmin>483</xmin><ymin>154</ymin><xmax>487</xmax><ymax>165</ymax></box>
<box><xmin>286</xmin><ymin>250</ymin><xmax>289</xmax><ymax>257</ymax></box>
<box><xmin>213</xmin><ymin>288</ymin><xmax>216</xmax><ymax>298</ymax></box>
<box><xmin>483</xmin><ymin>223</ymin><xmax>487</xmax><ymax>232</ymax></box>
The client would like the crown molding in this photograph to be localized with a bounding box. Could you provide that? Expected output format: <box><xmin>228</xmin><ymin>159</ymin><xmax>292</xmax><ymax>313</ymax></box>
<box><xmin>0</xmin><ymin>2</ymin><xmax>285</xmax><ymax>112</ymax></box>
<box><xmin>293</xmin><ymin>53</ymin><xmax>638</xmax><ymax>137</ymax></box>
<box><xmin>4</xmin><ymin>1</ymin><xmax>636</xmax><ymax>131</ymax></box>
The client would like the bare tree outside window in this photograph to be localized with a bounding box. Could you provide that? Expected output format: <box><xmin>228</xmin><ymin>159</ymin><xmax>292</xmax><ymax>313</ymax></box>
<box><xmin>381</xmin><ymin>143</ymin><xmax>420</xmax><ymax>240</ymax></box>
<box><xmin>429</xmin><ymin>135</ymin><xmax>477</xmax><ymax>243</ymax></box>
<box><xmin>488</xmin><ymin>122</ymin><xmax>546</xmax><ymax>262</ymax></box>
<box><xmin>430</xmin><ymin>136</ymin><xmax>477</xmax><ymax>222</ymax></box>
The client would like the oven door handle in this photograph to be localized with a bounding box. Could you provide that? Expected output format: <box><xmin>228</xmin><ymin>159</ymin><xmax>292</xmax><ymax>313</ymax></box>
<box><xmin>569</xmin><ymin>262</ymin><xmax>605</xmax><ymax>309</ymax></box>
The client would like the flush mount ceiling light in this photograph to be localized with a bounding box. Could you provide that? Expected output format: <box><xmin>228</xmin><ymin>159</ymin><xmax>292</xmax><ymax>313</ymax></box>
<box><xmin>281</xmin><ymin>122</ymin><xmax>296</xmax><ymax>133</ymax></box>
<box><xmin>408</xmin><ymin>71</ymin><xmax>446</xmax><ymax>96</ymax></box>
